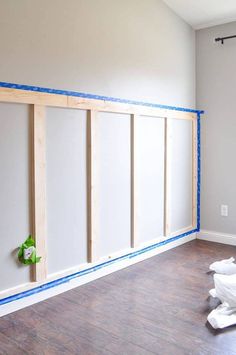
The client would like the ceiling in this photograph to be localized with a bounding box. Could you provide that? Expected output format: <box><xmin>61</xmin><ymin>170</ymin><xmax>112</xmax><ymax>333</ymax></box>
<box><xmin>162</xmin><ymin>0</ymin><xmax>236</xmax><ymax>29</ymax></box>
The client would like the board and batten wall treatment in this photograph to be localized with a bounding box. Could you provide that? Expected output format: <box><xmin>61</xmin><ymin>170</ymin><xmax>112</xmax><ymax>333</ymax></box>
<box><xmin>0</xmin><ymin>84</ymin><xmax>200</xmax><ymax>301</ymax></box>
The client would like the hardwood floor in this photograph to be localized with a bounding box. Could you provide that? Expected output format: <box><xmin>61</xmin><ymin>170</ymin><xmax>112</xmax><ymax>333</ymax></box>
<box><xmin>1</xmin><ymin>240</ymin><xmax>236</xmax><ymax>354</ymax></box>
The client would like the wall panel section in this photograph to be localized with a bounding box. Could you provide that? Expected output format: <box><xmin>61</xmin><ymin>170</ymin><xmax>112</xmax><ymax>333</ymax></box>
<box><xmin>46</xmin><ymin>107</ymin><xmax>87</xmax><ymax>274</ymax></box>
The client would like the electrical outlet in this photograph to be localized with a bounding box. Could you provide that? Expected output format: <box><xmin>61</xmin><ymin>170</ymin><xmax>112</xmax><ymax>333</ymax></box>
<box><xmin>221</xmin><ymin>205</ymin><xmax>228</xmax><ymax>217</ymax></box>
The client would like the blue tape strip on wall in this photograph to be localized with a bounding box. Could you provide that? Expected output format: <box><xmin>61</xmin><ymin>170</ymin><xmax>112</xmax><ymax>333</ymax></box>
<box><xmin>0</xmin><ymin>81</ymin><xmax>204</xmax><ymax>306</ymax></box>
<box><xmin>197</xmin><ymin>113</ymin><xmax>201</xmax><ymax>231</ymax></box>
<box><xmin>0</xmin><ymin>228</ymin><xmax>198</xmax><ymax>306</ymax></box>
<box><xmin>0</xmin><ymin>81</ymin><xmax>204</xmax><ymax>115</ymax></box>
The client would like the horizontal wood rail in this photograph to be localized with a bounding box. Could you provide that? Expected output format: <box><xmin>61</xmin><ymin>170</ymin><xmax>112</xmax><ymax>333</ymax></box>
<box><xmin>0</xmin><ymin>86</ymin><xmax>196</xmax><ymax>119</ymax></box>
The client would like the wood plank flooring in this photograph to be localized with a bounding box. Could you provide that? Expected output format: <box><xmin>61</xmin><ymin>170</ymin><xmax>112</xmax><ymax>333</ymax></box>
<box><xmin>1</xmin><ymin>240</ymin><xmax>236</xmax><ymax>354</ymax></box>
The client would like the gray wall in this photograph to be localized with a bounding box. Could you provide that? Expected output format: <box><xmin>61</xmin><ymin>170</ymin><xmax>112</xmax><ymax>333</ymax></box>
<box><xmin>98</xmin><ymin>112</ymin><xmax>131</xmax><ymax>257</ymax></box>
<box><xmin>0</xmin><ymin>0</ymin><xmax>195</xmax><ymax>108</ymax></box>
<box><xmin>46</xmin><ymin>108</ymin><xmax>87</xmax><ymax>274</ymax></box>
<box><xmin>136</xmin><ymin>116</ymin><xmax>165</xmax><ymax>243</ymax></box>
<box><xmin>169</xmin><ymin>119</ymin><xmax>193</xmax><ymax>232</ymax></box>
<box><xmin>197</xmin><ymin>21</ymin><xmax>236</xmax><ymax>234</ymax></box>
<box><xmin>0</xmin><ymin>103</ymin><xmax>30</xmax><ymax>291</ymax></box>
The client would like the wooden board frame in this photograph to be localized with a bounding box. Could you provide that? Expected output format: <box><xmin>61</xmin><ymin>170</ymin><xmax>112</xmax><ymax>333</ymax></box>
<box><xmin>31</xmin><ymin>105</ymin><xmax>47</xmax><ymax>282</ymax></box>
<box><xmin>87</xmin><ymin>110</ymin><xmax>98</xmax><ymax>262</ymax></box>
<box><xmin>164</xmin><ymin>117</ymin><xmax>170</xmax><ymax>237</ymax></box>
<box><xmin>131</xmin><ymin>114</ymin><xmax>138</xmax><ymax>248</ymax></box>
<box><xmin>0</xmin><ymin>87</ymin><xmax>196</xmax><ymax>119</ymax></box>
<box><xmin>0</xmin><ymin>87</ymin><xmax>198</xmax><ymax>286</ymax></box>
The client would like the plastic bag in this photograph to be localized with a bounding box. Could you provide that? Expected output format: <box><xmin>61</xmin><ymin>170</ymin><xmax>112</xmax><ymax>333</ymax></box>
<box><xmin>209</xmin><ymin>257</ymin><xmax>236</xmax><ymax>275</ymax></box>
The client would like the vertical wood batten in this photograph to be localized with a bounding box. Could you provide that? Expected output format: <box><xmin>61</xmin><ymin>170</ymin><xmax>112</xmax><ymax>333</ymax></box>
<box><xmin>131</xmin><ymin>114</ymin><xmax>138</xmax><ymax>248</ymax></box>
<box><xmin>164</xmin><ymin>117</ymin><xmax>170</xmax><ymax>237</ymax></box>
<box><xmin>87</xmin><ymin>110</ymin><xmax>98</xmax><ymax>262</ymax></box>
<box><xmin>192</xmin><ymin>117</ymin><xmax>197</xmax><ymax>228</ymax></box>
<box><xmin>32</xmin><ymin>104</ymin><xmax>47</xmax><ymax>282</ymax></box>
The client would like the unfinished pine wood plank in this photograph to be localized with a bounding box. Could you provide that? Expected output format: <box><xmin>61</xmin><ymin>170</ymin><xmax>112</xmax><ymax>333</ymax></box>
<box><xmin>169</xmin><ymin>225</ymin><xmax>194</xmax><ymax>237</ymax></box>
<box><xmin>0</xmin><ymin>87</ymin><xmax>67</xmax><ymax>107</ymax></box>
<box><xmin>87</xmin><ymin>110</ymin><xmax>98</xmax><ymax>262</ymax></box>
<box><xmin>32</xmin><ymin>105</ymin><xmax>47</xmax><ymax>282</ymax></box>
<box><xmin>68</xmin><ymin>96</ymin><xmax>195</xmax><ymax>120</ymax></box>
<box><xmin>192</xmin><ymin>117</ymin><xmax>197</xmax><ymax>229</ymax></box>
<box><xmin>164</xmin><ymin>117</ymin><xmax>171</xmax><ymax>237</ymax></box>
<box><xmin>0</xmin><ymin>87</ymin><xmax>195</xmax><ymax>120</ymax></box>
<box><xmin>131</xmin><ymin>114</ymin><xmax>138</xmax><ymax>248</ymax></box>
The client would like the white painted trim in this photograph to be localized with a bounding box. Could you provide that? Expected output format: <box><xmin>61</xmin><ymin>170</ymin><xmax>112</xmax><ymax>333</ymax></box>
<box><xmin>197</xmin><ymin>230</ymin><xmax>236</xmax><ymax>246</ymax></box>
<box><xmin>0</xmin><ymin>233</ymin><xmax>196</xmax><ymax>317</ymax></box>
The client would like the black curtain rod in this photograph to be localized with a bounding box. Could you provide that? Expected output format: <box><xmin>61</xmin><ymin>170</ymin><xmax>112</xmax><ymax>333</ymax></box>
<box><xmin>215</xmin><ymin>35</ymin><xmax>236</xmax><ymax>44</ymax></box>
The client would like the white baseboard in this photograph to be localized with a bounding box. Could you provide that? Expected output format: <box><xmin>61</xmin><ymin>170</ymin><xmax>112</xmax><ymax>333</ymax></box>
<box><xmin>197</xmin><ymin>230</ymin><xmax>236</xmax><ymax>246</ymax></box>
<box><xmin>0</xmin><ymin>232</ymin><xmax>196</xmax><ymax>318</ymax></box>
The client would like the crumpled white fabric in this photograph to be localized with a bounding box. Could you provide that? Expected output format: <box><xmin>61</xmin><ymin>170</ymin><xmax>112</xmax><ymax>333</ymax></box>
<box><xmin>209</xmin><ymin>257</ymin><xmax>236</xmax><ymax>275</ymax></box>
<box><xmin>209</xmin><ymin>288</ymin><xmax>217</xmax><ymax>298</ymax></box>
<box><xmin>213</xmin><ymin>273</ymin><xmax>236</xmax><ymax>307</ymax></box>
<box><xmin>208</xmin><ymin>271</ymin><xmax>236</xmax><ymax>329</ymax></box>
<box><xmin>208</xmin><ymin>302</ymin><xmax>236</xmax><ymax>329</ymax></box>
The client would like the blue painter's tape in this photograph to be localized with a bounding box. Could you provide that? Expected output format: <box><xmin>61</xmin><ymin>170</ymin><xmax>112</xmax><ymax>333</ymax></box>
<box><xmin>197</xmin><ymin>113</ymin><xmax>201</xmax><ymax>231</ymax></box>
<box><xmin>0</xmin><ymin>81</ymin><xmax>204</xmax><ymax>115</ymax></box>
<box><xmin>0</xmin><ymin>229</ymin><xmax>198</xmax><ymax>306</ymax></box>
<box><xmin>0</xmin><ymin>81</ymin><xmax>204</xmax><ymax>307</ymax></box>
